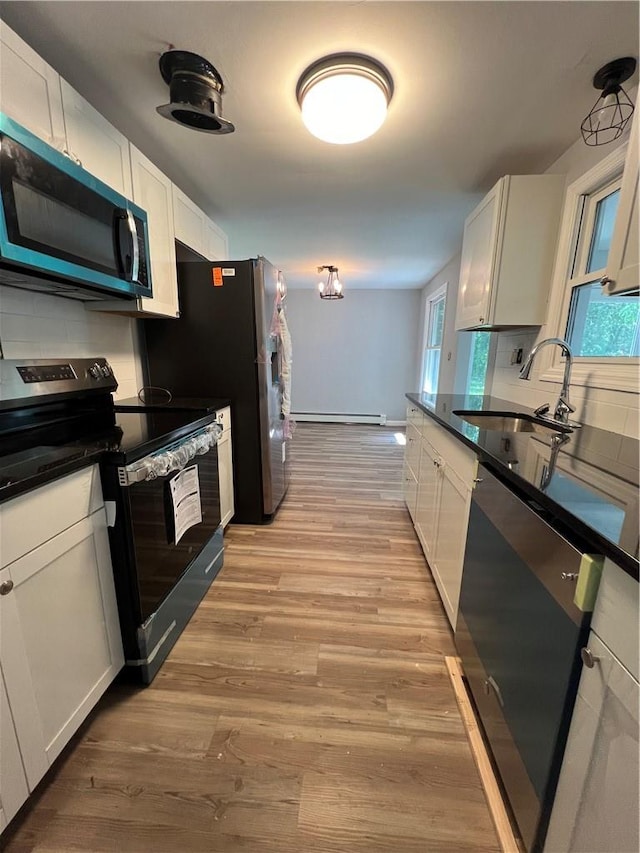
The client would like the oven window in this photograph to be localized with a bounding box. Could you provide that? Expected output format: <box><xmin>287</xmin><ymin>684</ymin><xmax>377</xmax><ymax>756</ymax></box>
<box><xmin>128</xmin><ymin>450</ymin><xmax>221</xmax><ymax>622</ymax></box>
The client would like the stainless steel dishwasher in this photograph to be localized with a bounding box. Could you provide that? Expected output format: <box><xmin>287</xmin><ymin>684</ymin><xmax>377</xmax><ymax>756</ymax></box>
<box><xmin>455</xmin><ymin>463</ymin><xmax>597</xmax><ymax>853</ymax></box>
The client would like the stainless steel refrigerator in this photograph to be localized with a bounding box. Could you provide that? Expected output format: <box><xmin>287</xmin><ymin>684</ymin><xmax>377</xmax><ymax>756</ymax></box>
<box><xmin>141</xmin><ymin>249</ymin><xmax>291</xmax><ymax>524</ymax></box>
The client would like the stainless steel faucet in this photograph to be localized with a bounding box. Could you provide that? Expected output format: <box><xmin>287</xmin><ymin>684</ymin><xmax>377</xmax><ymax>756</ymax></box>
<box><xmin>519</xmin><ymin>337</ymin><xmax>582</xmax><ymax>428</ymax></box>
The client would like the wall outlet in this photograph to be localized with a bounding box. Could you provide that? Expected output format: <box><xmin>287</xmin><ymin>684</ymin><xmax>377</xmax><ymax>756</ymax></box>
<box><xmin>510</xmin><ymin>347</ymin><xmax>524</xmax><ymax>365</ymax></box>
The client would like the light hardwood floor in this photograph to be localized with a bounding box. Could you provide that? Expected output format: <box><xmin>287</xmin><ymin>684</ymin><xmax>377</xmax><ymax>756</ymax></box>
<box><xmin>4</xmin><ymin>424</ymin><xmax>500</xmax><ymax>852</ymax></box>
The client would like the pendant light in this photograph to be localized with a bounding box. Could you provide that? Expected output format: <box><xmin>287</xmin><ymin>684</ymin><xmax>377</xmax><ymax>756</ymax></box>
<box><xmin>581</xmin><ymin>57</ymin><xmax>636</xmax><ymax>146</ymax></box>
<box><xmin>296</xmin><ymin>53</ymin><xmax>393</xmax><ymax>144</ymax></box>
<box><xmin>317</xmin><ymin>265</ymin><xmax>344</xmax><ymax>300</ymax></box>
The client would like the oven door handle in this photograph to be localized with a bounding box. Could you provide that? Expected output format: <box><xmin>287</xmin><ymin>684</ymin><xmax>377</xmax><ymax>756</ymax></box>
<box><xmin>117</xmin><ymin>423</ymin><xmax>222</xmax><ymax>487</ymax></box>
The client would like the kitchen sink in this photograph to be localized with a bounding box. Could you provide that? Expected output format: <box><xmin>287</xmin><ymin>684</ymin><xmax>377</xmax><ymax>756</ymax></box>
<box><xmin>453</xmin><ymin>410</ymin><xmax>573</xmax><ymax>436</ymax></box>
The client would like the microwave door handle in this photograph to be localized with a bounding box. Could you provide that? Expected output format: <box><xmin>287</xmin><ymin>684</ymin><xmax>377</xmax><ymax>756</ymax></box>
<box><xmin>127</xmin><ymin>210</ymin><xmax>140</xmax><ymax>284</ymax></box>
<box><xmin>114</xmin><ymin>208</ymin><xmax>139</xmax><ymax>282</ymax></box>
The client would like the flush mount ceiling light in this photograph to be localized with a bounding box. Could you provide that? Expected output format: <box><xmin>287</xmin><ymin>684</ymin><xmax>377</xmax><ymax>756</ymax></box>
<box><xmin>157</xmin><ymin>49</ymin><xmax>235</xmax><ymax>134</ymax></box>
<box><xmin>581</xmin><ymin>57</ymin><xmax>636</xmax><ymax>146</ymax></box>
<box><xmin>317</xmin><ymin>265</ymin><xmax>344</xmax><ymax>300</ymax></box>
<box><xmin>296</xmin><ymin>53</ymin><xmax>393</xmax><ymax>144</ymax></box>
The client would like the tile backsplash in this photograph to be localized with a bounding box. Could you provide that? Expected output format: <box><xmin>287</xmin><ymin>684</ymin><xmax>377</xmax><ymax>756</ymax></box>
<box><xmin>489</xmin><ymin>328</ymin><xmax>639</xmax><ymax>440</ymax></box>
<box><xmin>0</xmin><ymin>285</ymin><xmax>142</xmax><ymax>399</ymax></box>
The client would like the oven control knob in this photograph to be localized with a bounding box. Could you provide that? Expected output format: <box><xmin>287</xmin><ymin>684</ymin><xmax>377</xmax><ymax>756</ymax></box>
<box><xmin>88</xmin><ymin>363</ymin><xmax>101</xmax><ymax>379</ymax></box>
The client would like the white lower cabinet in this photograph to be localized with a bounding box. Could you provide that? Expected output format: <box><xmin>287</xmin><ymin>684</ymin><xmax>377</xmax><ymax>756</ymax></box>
<box><xmin>414</xmin><ymin>438</ymin><xmax>439</xmax><ymax>561</ymax></box>
<box><xmin>0</xmin><ymin>668</ymin><xmax>29</xmax><ymax>832</ymax></box>
<box><xmin>403</xmin><ymin>420</ymin><xmax>421</xmax><ymax>521</ymax></box>
<box><xmin>216</xmin><ymin>406</ymin><xmax>235</xmax><ymax>527</ymax></box>
<box><xmin>431</xmin><ymin>463</ymin><xmax>472</xmax><ymax>624</ymax></box>
<box><xmin>404</xmin><ymin>403</ymin><xmax>477</xmax><ymax>628</ymax></box>
<box><xmin>545</xmin><ymin>560</ymin><xmax>639</xmax><ymax>852</ymax></box>
<box><xmin>0</xmin><ymin>471</ymin><xmax>124</xmax><ymax>832</ymax></box>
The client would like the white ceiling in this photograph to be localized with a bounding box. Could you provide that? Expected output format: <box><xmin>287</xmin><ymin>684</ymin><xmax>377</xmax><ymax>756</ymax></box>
<box><xmin>2</xmin><ymin>2</ymin><xmax>638</xmax><ymax>290</ymax></box>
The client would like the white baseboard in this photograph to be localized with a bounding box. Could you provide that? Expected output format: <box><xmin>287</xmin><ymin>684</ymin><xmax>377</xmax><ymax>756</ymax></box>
<box><xmin>292</xmin><ymin>412</ymin><xmax>387</xmax><ymax>426</ymax></box>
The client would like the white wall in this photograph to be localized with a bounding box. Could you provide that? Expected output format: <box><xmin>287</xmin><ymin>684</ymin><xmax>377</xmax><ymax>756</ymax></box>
<box><xmin>417</xmin><ymin>250</ymin><xmax>475</xmax><ymax>395</ymax></box>
<box><xmin>0</xmin><ymin>285</ymin><xmax>143</xmax><ymax>400</ymax></box>
<box><xmin>488</xmin><ymin>120</ymin><xmax>639</xmax><ymax>439</ymax></box>
<box><xmin>285</xmin><ymin>288</ymin><xmax>421</xmax><ymax>422</ymax></box>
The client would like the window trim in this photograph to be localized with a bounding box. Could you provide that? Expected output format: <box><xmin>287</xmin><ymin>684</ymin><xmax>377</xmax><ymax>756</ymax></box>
<box><xmin>539</xmin><ymin>142</ymin><xmax>638</xmax><ymax>392</ymax></box>
<box><xmin>420</xmin><ymin>282</ymin><xmax>447</xmax><ymax>394</ymax></box>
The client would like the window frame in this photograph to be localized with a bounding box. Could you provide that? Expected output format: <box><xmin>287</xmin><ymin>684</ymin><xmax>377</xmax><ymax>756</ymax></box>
<box><xmin>420</xmin><ymin>282</ymin><xmax>447</xmax><ymax>394</ymax></box>
<box><xmin>539</xmin><ymin>142</ymin><xmax>638</xmax><ymax>392</ymax></box>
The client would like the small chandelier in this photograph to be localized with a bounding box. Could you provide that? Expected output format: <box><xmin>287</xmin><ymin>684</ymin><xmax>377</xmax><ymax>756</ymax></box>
<box><xmin>317</xmin><ymin>265</ymin><xmax>344</xmax><ymax>300</ymax></box>
<box><xmin>581</xmin><ymin>57</ymin><xmax>636</xmax><ymax>147</ymax></box>
<box><xmin>296</xmin><ymin>53</ymin><xmax>393</xmax><ymax>145</ymax></box>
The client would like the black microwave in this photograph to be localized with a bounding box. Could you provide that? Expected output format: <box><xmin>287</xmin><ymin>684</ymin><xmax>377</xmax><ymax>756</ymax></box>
<box><xmin>0</xmin><ymin>113</ymin><xmax>152</xmax><ymax>301</ymax></box>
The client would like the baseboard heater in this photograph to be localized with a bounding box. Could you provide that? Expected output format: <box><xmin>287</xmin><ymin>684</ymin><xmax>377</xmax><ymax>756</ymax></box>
<box><xmin>292</xmin><ymin>412</ymin><xmax>387</xmax><ymax>426</ymax></box>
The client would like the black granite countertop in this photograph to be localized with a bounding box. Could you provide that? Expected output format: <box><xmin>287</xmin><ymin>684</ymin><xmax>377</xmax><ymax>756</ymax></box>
<box><xmin>406</xmin><ymin>392</ymin><xmax>639</xmax><ymax>582</ymax></box>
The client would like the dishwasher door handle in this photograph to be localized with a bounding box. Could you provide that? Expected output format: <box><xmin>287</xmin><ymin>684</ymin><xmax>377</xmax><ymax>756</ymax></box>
<box><xmin>484</xmin><ymin>675</ymin><xmax>505</xmax><ymax>707</ymax></box>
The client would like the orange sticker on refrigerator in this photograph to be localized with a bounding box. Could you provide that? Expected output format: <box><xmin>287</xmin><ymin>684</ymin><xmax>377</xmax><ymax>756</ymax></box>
<box><xmin>212</xmin><ymin>267</ymin><xmax>223</xmax><ymax>286</ymax></box>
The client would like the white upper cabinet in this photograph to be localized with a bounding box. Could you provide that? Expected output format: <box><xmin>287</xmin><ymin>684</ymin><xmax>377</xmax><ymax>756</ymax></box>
<box><xmin>60</xmin><ymin>78</ymin><xmax>132</xmax><ymax>197</ymax></box>
<box><xmin>173</xmin><ymin>185</ymin><xmax>206</xmax><ymax>257</ymax></box>
<box><xmin>456</xmin><ymin>180</ymin><xmax>503</xmax><ymax>331</ymax></box>
<box><xmin>173</xmin><ymin>184</ymin><xmax>229</xmax><ymax>261</ymax></box>
<box><xmin>129</xmin><ymin>145</ymin><xmax>179</xmax><ymax>318</ymax></box>
<box><xmin>205</xmin><ymin>217</ymin><xmax>229</xmax><ymax>261</ymax></box>
<box><xmin>0</xmin><ymin>21</ymin><xmax>66</xmax><ymax>148</ymax></box>
<box><xmin>455</xmin><ymin>174</ymin><xmax>565</xmax><ymax>330</ymax></box>
<box><xmin>603</xmin><ymin>112</ymin><xmax>639</xmax><ymax>295</ymax></box>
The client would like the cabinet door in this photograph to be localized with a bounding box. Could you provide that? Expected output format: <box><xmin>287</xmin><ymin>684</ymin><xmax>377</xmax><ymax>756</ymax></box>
<box><xmin>604</xmin><ymin>113</ymin><xmax>639</xmax><ymax>295</ymax></box>
<box><xmin>545</xmin><ymin>632</ymin><xmax>639</xmax><ymax>852</ymax></box>
<box><xmin>215</xmin><ymin>408</ymin><xmax>234</xmax><ymax>526</ymax></box>
<box><xmin>205</xmin><ymin>217</ymin><xmax>229</xmax><ymax>261</ymax></box>
<box><xmin>0</xmin><ymin>667</ymin><xmax>29</xmax><ymax>832</ymax></box>
<box><xmin>455</xmin><ymin>178</ymin><xmax>504</xmax><ymax>330</ymax></box>
<box><xmin>0</xmin><ymin>21</ymin><xmax>66</xmax><ymax>148</ymax></box>
<box><xmin>0</xmin><ymin>509</ymin><xmax>124</xmax><ymax>789</ymax></box>
<box><xmin>414</xmin><ymin>439</ymin><xmax>439</xmax><ymax>558</ymax></box>
<box><xmin>218</xmin><ymin>434</ymin><xmax>235</xmax><ymax>527</ymax></box>
<box><xmin>405</xmin><ymin>422</ymin><xmax>420</xmax><ymax>477</ymax></box>
<box><xmin>130</xmin><ymin>145</ymin><xmax>179</xmax><ymax>317</ymax></box>
<box><xmin>172</xmin><ymin>185</ymin><xmax>206</xmax><ymax>256</ymax></box>
<box><xmin>432</xmin><ymin>463</ymin><xmax>472</xmax><ymax>628</ymax></box>
<box><xmin>60</xmin><ymin>79</ymin><xmax>132</xmax><ymax>196</ymax></box>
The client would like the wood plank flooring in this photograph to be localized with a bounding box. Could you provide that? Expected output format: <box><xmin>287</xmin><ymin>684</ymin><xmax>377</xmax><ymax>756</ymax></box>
<box><xmin>4</xmin><ymin>423</ymin><xmax>500</xmax><ymax>853</ymax></box>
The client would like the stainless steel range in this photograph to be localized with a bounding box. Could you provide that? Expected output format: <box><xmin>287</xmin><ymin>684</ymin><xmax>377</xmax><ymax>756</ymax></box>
<box><xmin>0</xmin><ymin>358</ymin><xmax>224</xmax><ymax>683</ymax></box>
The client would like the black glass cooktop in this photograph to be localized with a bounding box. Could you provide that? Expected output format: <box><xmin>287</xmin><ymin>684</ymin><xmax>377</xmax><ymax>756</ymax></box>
<box><xmin>0</xmin><ymin>406</ymin><xmax>218</xmax><ymax>503</ymax></box>
<box><xmin>115</xmin><ymin>394</ymin><xmax>230</xmax><ymax>414</ymax></box>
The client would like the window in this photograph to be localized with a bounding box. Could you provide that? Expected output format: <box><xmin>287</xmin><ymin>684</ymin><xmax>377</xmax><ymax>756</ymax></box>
<box><xmin>467</xmin><ymin>332</ymin><xmax>491</xmax><ymax>395</ymax></box>
<box><xmin>421</xmin><ymin>284</ymin><xmax>446</xmax><ymax>394</ymax></box>
<box><xmin>565</xmin><ymin>180</ymin><xmax>640</xmax><ymax>358</ymax></box>
<box><xmin>541</xmin><ymin>143</ymin><xmax>638</xmax><ymax>392</ymax></box>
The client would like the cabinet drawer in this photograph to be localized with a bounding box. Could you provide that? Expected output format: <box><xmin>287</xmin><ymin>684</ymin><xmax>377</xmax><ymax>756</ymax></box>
<box><xmin>215</xmin><ymin>406</ymin><xmax>232</xmax><ymax>438</ymax></box>
<box><xmin>427</xmin><ymin>421</ymin><xmax>477</xmax><ymax>483</ymax></box>
<box><xmin>406</xmin><ymin>404</ymin><xmax>424</xmax><ymax>431</ymax></box>
<box><xmin>0</xmin><ymin>466</ymin><xmax>103</xmax><ymax>568</ymax></box>
<box><xmin>405</xmin><ymin>422</ymin><xmax>420</xmax><ymax>476</ymax></box>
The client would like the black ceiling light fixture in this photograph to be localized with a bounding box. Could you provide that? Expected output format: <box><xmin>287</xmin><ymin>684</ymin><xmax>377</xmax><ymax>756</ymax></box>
<box><xmin>317</xmin><ymin>265</ymin><xmax>344</xmax><ymax>300</ymax></box>
<box><xmin>581</xmin><ymin>57</ymin><xmax>636</xmax><ymax>146</ymax></box>
<box><xmin>156</xmin><ymin>49</ymin><xmax>235</xmax><ymax>134</ymax></box>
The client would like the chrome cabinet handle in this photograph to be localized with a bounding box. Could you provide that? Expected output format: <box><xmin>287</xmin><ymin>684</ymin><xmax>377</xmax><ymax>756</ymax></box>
<box><xmin>0</xmin><ymin>580</ymin><xmax>14</xmax><ymax>595</ymax></box>
<box><xmin>473</xmin><ymin>477</ymin><xmax>483</xmax><ymax>484</ymax></box>
<box><xmin>561</xmin><ymin>572</ymin><xmax>579</xmax><ymax>581</ymax></box>
<box><xmin>581</xmin><ymin>648</ymin><xmax>600</xmax><ymax>668</ymax></box>
<box><xmin>600</xmin><ymin>276</ymin><xmax>613</xmax><ymax>289</ymax></box>
<box><xmin>479</xmin><ymin>317</ymin><xmax>485</xmax><ymax>324</ymax></box>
